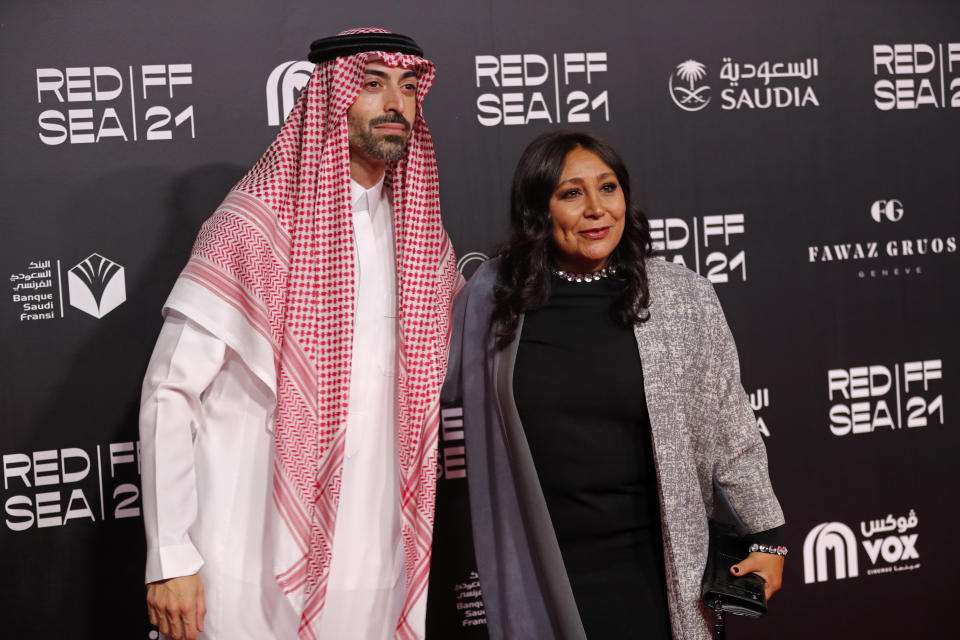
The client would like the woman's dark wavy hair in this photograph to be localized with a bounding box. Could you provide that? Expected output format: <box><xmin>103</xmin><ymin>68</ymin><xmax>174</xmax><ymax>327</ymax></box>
<box><xmin>492</xmin><ymin>130</ymin><xmax>654</xmax><ymax>349</ymax></box>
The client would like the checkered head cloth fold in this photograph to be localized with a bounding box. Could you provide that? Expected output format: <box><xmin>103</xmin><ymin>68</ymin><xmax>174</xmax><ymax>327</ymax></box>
<box><xmin>178</xmin><ymin>27</ymin><xmax>461</xmax><ymax>639</ymax></box>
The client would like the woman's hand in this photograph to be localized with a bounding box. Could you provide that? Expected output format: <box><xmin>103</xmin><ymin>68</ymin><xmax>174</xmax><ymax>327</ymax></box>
<box><xmin>730</xmin><ymin>552</ymin><xmax>784</xmax><ymax>600</ymax></box>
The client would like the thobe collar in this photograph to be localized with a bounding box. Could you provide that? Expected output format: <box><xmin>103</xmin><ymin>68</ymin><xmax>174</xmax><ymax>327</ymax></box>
<box><xmin>350</xmin><ymin>175</ymin><xmax>386</xmax><ymax>219</ymax></box>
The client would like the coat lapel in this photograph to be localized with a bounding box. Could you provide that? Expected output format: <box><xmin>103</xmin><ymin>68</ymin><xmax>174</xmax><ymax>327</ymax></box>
<box><xmin>493</xmin><ymin>315</ymin><xmax>587</xmax><ymax>640</ymax></box>
<box><xmin>634</xmin><ymin>272</ymin><xmax>691</xmax><ymax>639</ymax></box>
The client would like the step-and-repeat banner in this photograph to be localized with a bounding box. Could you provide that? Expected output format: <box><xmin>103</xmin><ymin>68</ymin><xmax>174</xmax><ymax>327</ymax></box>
<box><xmin>1</xmin><ymin>1</ymin><xmax>957</xmax><ymax>637</ymax></box>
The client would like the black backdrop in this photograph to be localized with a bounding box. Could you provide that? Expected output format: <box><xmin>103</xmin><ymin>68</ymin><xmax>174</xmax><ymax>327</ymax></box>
<box><xmin>1</xmin><ymin>1</ymin><xmax>958</xmax><ymax>637</ymax></box>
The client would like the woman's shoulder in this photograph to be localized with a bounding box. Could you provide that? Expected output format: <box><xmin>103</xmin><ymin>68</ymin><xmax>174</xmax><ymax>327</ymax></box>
<box><xmin>453</xmin><ymin>255</ymin><xmax>500</xmax><ymax>306</ymax></box>
<box><xmin>644</xmin><ymin>257</ymin><xmax>715</xmax><ymax>303</ymax></box>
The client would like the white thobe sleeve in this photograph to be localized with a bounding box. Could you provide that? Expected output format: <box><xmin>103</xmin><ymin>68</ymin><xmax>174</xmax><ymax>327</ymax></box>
<box><xmin>139</xmin><ymin>311</ymin><xmax>228</xmax><ymax>583</ymax></box>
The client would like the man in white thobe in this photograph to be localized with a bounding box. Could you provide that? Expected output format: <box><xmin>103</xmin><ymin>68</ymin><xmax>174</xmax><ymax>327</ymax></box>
<box><xmin>139</xmin><ymin>29</ymin><xmax>460</xmax><ymax>640</ymax></box>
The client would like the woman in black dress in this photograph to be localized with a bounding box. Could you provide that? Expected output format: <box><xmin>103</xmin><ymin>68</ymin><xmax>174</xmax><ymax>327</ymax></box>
<box><xmin>429</xmin><ymin>131</ymin><xmax>785</xmax><ymax>639</ymax></box>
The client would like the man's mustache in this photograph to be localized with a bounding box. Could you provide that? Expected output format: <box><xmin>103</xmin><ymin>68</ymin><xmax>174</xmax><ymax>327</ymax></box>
<box><xmin>368</xmin><ymin>113</ymin><xmax>411</xmax><ymax>132</ymax></box>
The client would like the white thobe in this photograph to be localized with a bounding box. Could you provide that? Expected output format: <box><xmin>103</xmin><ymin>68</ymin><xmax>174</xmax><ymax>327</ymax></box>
<box><xmin>140</xmin><ymin>178</ymin><xmax>409</xmax><ymax>639</ymax></box>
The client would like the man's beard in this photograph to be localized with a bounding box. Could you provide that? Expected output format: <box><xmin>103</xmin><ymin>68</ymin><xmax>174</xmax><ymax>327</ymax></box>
<box><xmin>348</xmin><ymin>112</ymin><xmax>411</xmax><ymax>163</ymax></box>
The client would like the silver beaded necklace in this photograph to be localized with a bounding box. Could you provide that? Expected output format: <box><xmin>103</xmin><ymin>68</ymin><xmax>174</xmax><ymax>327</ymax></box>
<box><xmin>553</xmin><ymin>265</ymin><xmax>617</xmax><ymax>283</ymax></box>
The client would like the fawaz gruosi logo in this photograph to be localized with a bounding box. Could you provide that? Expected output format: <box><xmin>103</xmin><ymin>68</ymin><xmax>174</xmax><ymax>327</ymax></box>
<box><xmin>8</xmin><ymin>253</ymin><xmax>126</xmax><ymax>321</ymax></box>
<box><xmin>870</xmin><ymin>199</ymin><xmax>904</xmax><ymax>223</ymax></box>
<box><xmin>807</xmin><ymin>199</ymin><xmax>956</xmax><ymax>279</ymax></box>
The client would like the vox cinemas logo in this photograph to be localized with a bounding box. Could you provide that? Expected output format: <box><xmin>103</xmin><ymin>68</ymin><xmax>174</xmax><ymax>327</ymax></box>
<box><xmin>873</xmin><ymin>43</ymin><xmax>960</xmax><ymax>110</ymax></box>
<box><xmin>669</xmin><ymin>55</ymin><xmax>820</xmax><ymax>112</ymax></box>
<box><xmin>803</xmin><ymin>508</ymin><xmax>921</xmax><ymax>584</ymax></box>
<box><xmin>827</xmin><ymin>359</ymin><xmax>944</xmax><ymax>436</ymax></box>
<box><xmin>475</xmin><ymin>52</ymin><xmax>610</xmax><ymax>126</ymax></box>
<box><xmin>456</xmin><ymin>251</ymin><xmax>489</xmax><ymax>279</ymax></box>
<box><xmin>36</xmin><ymin>64</ymin><xmax>196</xmax><ymax>145</ymax></box>
<box><xmin>9</xmin><ymin>253</ymin><xmax>126</xmax><ymax>321</ymax></box>
<box><xmin>2</xmin><ymin>441</ymin><xmax>142</xmax><ymax>532</ymax></box>
<box><xmin>266</xmin><ymin>61</ymin><xmax>314</xmax><ymax>126</ymax></box>
<box><xmin>649</xmin><ymin>214</ymin><xmax>747</xmax><ymax>283</ymax></box>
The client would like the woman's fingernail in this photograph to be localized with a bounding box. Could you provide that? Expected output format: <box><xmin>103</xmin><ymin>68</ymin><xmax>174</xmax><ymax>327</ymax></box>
<box><xmin>732</xmin><ymin>567</ymin><xmax>740</xmax><ymax>574</ymax></box>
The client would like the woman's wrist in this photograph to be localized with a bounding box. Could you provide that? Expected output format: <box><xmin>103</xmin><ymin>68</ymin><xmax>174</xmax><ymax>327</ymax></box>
<box><xmin>748</xmin><ymin>543</ymin><xmax>788</xmax><ymax>556</ymax></box>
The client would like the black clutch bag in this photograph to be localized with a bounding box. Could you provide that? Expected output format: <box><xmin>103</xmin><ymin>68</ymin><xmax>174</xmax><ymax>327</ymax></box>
<box><xmin>701</xmin><ymin>519</ymin><xmax>767</xmax><ymax>618</ymax></box>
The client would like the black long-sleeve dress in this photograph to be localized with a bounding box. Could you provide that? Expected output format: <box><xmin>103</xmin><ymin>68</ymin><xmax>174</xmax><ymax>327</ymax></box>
<box><xmin>513</xmin><ymin>274</ymin><xmax>673</xmax><ymax>639</ymax></box>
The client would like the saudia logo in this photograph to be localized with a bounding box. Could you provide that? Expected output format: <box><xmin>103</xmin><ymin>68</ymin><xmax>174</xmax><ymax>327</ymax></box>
<box><xmin>266</xmin><ymin>61</ymin><xmax>314</xmax><ymax>126</ymax></box>
<box><xmin>669</xmin><ymin>60</ymin><xmax>711</xmax><ymax>112</ymax></box>
<box><xmin>669</xmin><ymin>55</ymin><xmax>820</xmax><ymax>111</ymax></box>
<box><xmin>803</xmin><ymin>509</ymin><xmax>921</xmax><ymax>584</ymax></box>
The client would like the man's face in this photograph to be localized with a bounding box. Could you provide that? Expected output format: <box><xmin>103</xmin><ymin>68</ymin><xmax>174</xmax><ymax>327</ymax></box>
<box><xmin>347</xmin><ymin>61</ymin><xmax>418</xmax><ymax>164</ymax></box>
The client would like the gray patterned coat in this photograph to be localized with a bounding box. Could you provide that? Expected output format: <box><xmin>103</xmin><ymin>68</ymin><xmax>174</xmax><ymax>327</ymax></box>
<box><xmin>440</xmin><ymin>257</ymin><xmax>784</xmax><ymax>640</ymax></box>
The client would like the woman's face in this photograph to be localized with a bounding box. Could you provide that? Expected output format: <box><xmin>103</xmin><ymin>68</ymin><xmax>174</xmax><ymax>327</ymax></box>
<box><xmin>548</xmin><ymin>147</ymin><xmax>626</xmax><ymax>273</ymax></box>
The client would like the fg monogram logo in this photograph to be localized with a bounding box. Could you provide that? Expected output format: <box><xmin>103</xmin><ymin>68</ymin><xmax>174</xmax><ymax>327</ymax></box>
<box><xmin>266</xmin><ymin>61</ymin><xmax>314</xmax><ymax>126</ymax></box>
<box><xmin>669</xmin><ymin>60</ymin><xmax>711</xmax><ymax>112</ymax></box>
<box><xmin>871</xmin><ymin>199</ymin><xmax>904</xmax><ymax>223</ymax></box>
<box><xmin>67</xmin><ymin>253</ymin><xmax>126</xmax><ymax>319</ymax></box>
<box><xmin>803</xmin><ymin>522</ymin><xmax>858</xmax><ymax>583</ymax></box>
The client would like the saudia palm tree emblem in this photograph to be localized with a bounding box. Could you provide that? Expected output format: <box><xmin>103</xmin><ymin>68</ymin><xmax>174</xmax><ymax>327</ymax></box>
<box><xmin>669</xmin><ymin>60</ymin><xmax>711</xmax><ymax>111</ymax></box>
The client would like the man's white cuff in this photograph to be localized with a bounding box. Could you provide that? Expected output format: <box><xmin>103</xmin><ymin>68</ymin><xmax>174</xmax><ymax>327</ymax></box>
<box><xmin>145</xmin><ymin>543</ymin><xmax>204</xmax><ymax>584</ymax></box>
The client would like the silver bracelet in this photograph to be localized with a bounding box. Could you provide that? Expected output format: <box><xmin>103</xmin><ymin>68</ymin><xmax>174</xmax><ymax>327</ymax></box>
<box><xmin>748</xmin><ymin>543</ymin><xmax>788</xmax><ymax>556</ymax></box>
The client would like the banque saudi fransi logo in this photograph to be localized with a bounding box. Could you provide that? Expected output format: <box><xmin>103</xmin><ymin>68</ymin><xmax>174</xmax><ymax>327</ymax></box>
<box><xmin>669</xmin><ymin>60</ymin><xmax>711</xmax><ymax>112</ymax></box>
<box><xmin>67</xmin><ymin>253</ymin><xmax>126</xmax><ymax>319</ymax></box>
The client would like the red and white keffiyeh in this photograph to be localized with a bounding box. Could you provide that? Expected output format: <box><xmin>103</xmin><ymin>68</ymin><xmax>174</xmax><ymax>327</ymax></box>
<box><xmin>170</xmin><ymin>27</ymin><xmax>460</xmax><ymax>639</ymax></box>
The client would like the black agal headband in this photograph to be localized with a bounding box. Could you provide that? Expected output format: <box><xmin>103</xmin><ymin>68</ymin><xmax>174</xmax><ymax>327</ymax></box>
<box><xmin>308</xmin><ymin>32</ymin><xmax>424</xmax><ymax>64</ymax></box>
